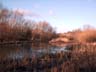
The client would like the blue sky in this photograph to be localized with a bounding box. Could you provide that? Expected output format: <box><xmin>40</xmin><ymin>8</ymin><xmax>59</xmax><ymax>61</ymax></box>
<box><xmin>1</xmin><ymin>0</ymin><xmax>96</xmax><ymax>33</ymax></box>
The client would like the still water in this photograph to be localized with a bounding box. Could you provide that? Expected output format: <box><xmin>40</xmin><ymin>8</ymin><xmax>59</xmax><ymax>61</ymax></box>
<box><xmin>0</xmin><ymin>43</ymin><xmax>72</xmax><ymax>72</ymax></box>
<box><xmin>0</xmin><ymin>43</ymin><xmax>68</xmax><ymax>60</ymax></box>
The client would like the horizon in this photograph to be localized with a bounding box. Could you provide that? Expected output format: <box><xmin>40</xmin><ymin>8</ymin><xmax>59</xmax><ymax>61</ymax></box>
<box><xmin>1</xmin><ymin>0</ymin><xmax>96</xmax><ymax>33</ymax></box>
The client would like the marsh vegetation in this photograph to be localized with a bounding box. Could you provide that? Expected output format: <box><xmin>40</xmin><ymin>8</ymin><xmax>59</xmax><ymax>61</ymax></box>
<box><xmin>0</xmin><ymin>5</ymin><xmax>96</xmax><ymax>72</ymax></box>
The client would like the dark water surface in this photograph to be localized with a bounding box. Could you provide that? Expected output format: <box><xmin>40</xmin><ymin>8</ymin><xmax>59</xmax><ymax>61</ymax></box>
<box><xmin>0</xmin><ymin>43</ymin><xmax>70</xmax><ymax>72</ymax></box>
<box><xmin>0</xmin><ymin>43</ymin><xmax>68</xmax><ymax>60</ymax></box>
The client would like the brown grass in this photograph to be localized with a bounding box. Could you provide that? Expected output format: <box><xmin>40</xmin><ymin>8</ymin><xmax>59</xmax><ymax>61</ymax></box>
<box><xmin>63</xmin><ymin>43</ymin><xmax>96</xmax><ymax>72</ymax></box>
<box><xmin>1</xmin><ymin>43</ymin><xmax>96</xmax><ymax>72</ymax></box>
<box><xmin>75</xmin><ymin>29</ymin><xmax>96</xmax><ymax>43</ymax></box>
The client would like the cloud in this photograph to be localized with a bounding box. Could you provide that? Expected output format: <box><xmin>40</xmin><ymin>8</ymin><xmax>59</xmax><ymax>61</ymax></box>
<box><xmin>12</xmin><ymin>8</ymin><xmax>40</xmax><ymax>17</ymax></box>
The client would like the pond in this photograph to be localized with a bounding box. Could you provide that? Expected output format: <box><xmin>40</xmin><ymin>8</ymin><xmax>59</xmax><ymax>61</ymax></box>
<box><xmin>0</xmin><ymin>43</ymin><xmax>71</xmax><ymax>72</ymax></box>
<box><xmin>0</xmin><ymin>43</ymin><xmax>69</xmax><ymax>60</ymax></box>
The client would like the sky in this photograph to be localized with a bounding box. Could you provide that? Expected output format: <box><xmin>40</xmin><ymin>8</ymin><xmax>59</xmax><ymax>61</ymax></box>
<box><xmin>1</xmin><ymin>0</ymin><xmax>96</xmax><ymax>33</ymax></box>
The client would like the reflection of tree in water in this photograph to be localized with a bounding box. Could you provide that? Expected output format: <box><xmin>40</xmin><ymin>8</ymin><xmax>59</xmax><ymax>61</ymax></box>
<box><xmin>31</xmin><ymin>43</ymin><xmax>50</xmax><ymax>49</ymax></box>
<box><xmin>0</xmin><ymin>43</ymin><xmax>32</xmax><ymax>60</ymax></box>
<box><xmin>0</xmin><ymin>43</ymin><xmax>51</xmax><ymax>60</ymax></box>
<box><xmin>0</xmin><ymin>43</ymin><xmax>71</xmax><ymax>72</ymax></box>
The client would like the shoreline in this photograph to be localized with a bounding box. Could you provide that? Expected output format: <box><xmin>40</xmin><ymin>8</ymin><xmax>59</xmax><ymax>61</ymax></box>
<box><xmin>0</xmin><ymin>41</ymin><xmax>33</xmax><ymax>45</ymax></box>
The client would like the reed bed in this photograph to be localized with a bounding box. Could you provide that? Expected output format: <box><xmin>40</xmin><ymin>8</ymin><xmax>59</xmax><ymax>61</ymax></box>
<box><xmin>0</xmin><ymin>43</ymin><xmax>96</xmax><ymax>72</ymax></box>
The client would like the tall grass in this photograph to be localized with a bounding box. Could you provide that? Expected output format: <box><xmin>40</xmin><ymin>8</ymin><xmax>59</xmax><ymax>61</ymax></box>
<box><xmin>1</xmin><ymin>43</ymin><xmax>96</xmax><ymax>72</ymax></box>
<box><xmin>76</xmin><ymin>29</ymin><xmax>96</xmax><ymax>42</ymax></box>
<box><xmin>63</xmin><ymin>43</ymin><xmax>96</xmax><ymax>72</ymax></box>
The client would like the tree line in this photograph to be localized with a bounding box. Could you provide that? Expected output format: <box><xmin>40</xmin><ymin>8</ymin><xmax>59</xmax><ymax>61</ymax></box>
<box><xmin>0</xmin><ymin>5</ymin><xmax>57</xmax><ymax>43</ymax></box>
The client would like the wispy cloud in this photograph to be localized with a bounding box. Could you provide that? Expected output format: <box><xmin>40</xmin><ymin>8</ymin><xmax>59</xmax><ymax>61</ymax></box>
<box><xmin>12</xmin><ymin>8</ymin><xmax>40</xmax><ymax>17</ymax></box>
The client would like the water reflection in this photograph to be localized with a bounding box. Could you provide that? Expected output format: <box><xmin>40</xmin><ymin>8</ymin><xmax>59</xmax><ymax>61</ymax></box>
<box><xmin>0</xmin><ymin>43</ymin><xmax>68</xmax><ymax>60</ymax></box>
<box><xmin>0</xmin><ymin>43</ymin><xmax>72</xmax><ymax>72</ymax></box>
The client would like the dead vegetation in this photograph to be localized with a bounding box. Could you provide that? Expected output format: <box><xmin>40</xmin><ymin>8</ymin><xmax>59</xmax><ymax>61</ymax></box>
<box><xmin>0</xmin><ymin>43</ymin><xmax>96</xmax><ymax>72</ymax></box>
<box><xmin>0</xmin><ymin>6</ymin><xmax>57</xmax><ymax>43</ymax></box>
